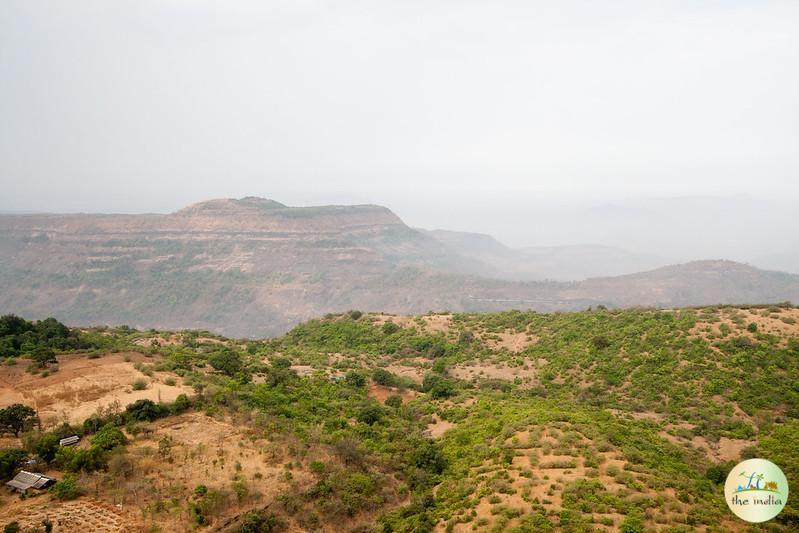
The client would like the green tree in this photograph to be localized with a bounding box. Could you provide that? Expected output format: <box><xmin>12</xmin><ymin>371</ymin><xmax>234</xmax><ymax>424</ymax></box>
<box><xmin>0</xmin><ymin>404</ymin><xmax>38</xmax><ymax>436</ymax></box>
<box><xmin>30</xmin><ymin>346</ymin><xmax>57</xmax><ymax>367</ymax></box>
<box><xmin>0</xmin><ymin>448</ymin><xmax>26</xmax><ymax>480</ymax></box>
<box><xmin>125</xmin><ymin>399</ymin><xmax>165</xmax><ymax>422</ymax></box>
<box><xmin>411</xmin><ymin>440</ymin><xmax>446</xmax><ymax>475</ymax></box>
<box><xmin>55</xmin><ymin>446</ymin><xmax>106</xmax><ymax>472</ymax></box>
<box><xmin>422</xmin><ymin>374</ymin><xmax>455</xmax><ymax>399</ymax></box>
<box><xmin>34</xmin><ymin>433</ymin><xmax>60</xmax><ymax>463</ymax></box>
<box><xmin>209</xmin><ymin>348</ymin><xmax>243</xmax><ymax>377</ymax></box>
<box><xmin>91</xmin><ymin>424</ymin><xmax>127</xmax><ymax>451</ymax></box>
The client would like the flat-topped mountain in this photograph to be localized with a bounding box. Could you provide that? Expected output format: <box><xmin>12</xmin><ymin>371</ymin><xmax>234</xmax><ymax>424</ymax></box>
<box><xmin>1</xmin><ymin>198</ymin><xmax>798</xmax><ymax>336</ymax></box>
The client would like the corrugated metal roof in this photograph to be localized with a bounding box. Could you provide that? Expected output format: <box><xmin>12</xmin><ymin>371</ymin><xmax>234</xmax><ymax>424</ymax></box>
<box><xmin>6</xmin><ymin>480</ymin><xmax>29</xmax><ymax>491</ymax></box>
<box><xmin>5</xmin><ymin>471</ymin><xmax>55</xmax><ymax>492</ymax></box>
<box><xmin>59</xmin><ymin>435</ymin><xmax>80</xmax><ymax>446</ymax></box>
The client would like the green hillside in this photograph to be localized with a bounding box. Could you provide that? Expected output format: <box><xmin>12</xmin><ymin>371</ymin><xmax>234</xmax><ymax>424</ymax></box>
<box><xmin>0</xmin><ymin>306</ymin><xmax>797</xmax><ymax>531</ymax></box>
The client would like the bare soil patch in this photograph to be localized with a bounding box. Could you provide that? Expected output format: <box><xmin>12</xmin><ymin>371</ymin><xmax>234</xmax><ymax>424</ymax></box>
<box><xmin>385</xmin><ymin>363</ymin><xmax>426</xmax><ymax>384</ymax></box>
<box><xmin>659</xmin><ymin>430</ymin><xmax>751</xmax><ymax>462</ymax></box>
<box><xmin>690</xmin><ymin>308</ymin><xmax>799</xmax><ymax>346</ymax></box>
<box><xmin>0</xmin><ymin>353</ymin><xmax>193</xmax><ymax>426</ymax></box>
<box><xmin>368</xmin><ymin>384</ymin><xmax>417</xmax><ymax>404</ymax></box>
<box><xmin>371</xmin><ymin>313</ymin><xmax>453</xmax><ymax>335</ymax></box>
<box><xmin>133</xmin><ymin>335</ymin><xmax>181</xmax><ymax>348</ymax></box>
<box><xmin>425</xmin><ymin>414</ymin><xmax>455</xmax><ymax>438</ymax></box>
<box><xmin>480</xmin><ymin>330</ymin><xmax>539</xmax><ymax>353</ymax></box>
<box><xmin>448</xmin><ymin>359</ymin><xmax>537</xmax><ymax>383</ymax></box>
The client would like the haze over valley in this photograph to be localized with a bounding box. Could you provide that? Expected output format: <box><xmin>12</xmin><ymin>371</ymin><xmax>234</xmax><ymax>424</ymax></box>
<box><xmin>1</xmin><ymin>197</ymin><xmax>798</xmax><ymax>337</ymax></box>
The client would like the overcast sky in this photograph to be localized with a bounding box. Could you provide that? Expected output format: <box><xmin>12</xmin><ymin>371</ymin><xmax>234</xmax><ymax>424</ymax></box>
<box><xmin>1</xmin><ymin>1</ymin><xmax>797</xmax><ymax>255</ymax></box>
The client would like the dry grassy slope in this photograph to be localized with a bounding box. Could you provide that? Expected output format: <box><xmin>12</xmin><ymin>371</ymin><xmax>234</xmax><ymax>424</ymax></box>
<box><xmin>0</xmin><ymin>352</ymin><xmax>193</xmax><ymax>425</ymax></box>
<box><xmin>1</xmin><ymin>198</ymin><xmax>799</xmax><ymax>337</ymax></box>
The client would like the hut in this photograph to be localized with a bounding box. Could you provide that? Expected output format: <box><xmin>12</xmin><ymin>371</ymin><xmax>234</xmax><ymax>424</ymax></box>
<box><xmin>5</xmin><ymin>471</ymin><xmax>56</xmax><ymax>493</ymax></box>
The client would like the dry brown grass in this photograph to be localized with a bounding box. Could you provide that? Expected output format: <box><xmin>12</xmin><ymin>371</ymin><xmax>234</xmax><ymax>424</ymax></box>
<box><xmin>0</xmin><ymin>353</ymin><xmax>193</xmax><ymax>426</ymax></box>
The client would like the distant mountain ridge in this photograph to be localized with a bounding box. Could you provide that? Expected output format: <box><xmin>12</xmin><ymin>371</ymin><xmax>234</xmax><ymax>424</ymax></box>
<box><xmin>421</xmin><ymin>229</ymin><xmax>668</xmax><ymax>281</ymax></box>
<box><xmin>1</xmin><ymin>197</ymin><xmax>797</xmax><ymax>336</ymax></box>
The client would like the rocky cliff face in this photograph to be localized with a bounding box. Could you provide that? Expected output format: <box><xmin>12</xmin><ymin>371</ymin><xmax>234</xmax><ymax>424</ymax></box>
<box><xmin>1</xmin><ymin>198</ymin><xmax>798</xmax><ymax>337</ymax></box>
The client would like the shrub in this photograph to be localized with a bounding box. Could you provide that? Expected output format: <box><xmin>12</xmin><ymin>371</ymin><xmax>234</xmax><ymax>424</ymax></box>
<box><xmin>233</xmin><ymin>480</ymin><xmax>249</xmax><ymax>502</ymax></box>
<box><xmin>747</xmin><ymin>322</ymin><xmax>758</xmax><ymax>333</ymax></box>
<box><xmin>333</xmin><ymin>438</ymin><xmax>365</xmax><ymax>466</ymax></box>
<box><xmin>108</xmin><ymin>452</ymin><xmax>134</xmax><ymax>478</ymax></box>
<box><xmin>384</xmin><ymin>395</ymin><xmax>403</xmax><ymax>408</ymax></box>
<box><xmin>457</xmin><ymin>330</ymin><xmax>475</xmax><ymax>345</ymax></box>
<box><xmin>131</xmin><ymin>378</ymin><xmax>147</xmax><ymax>391</ymax></box>
<box><xmin>83</xmin><ymin>415</ymin><xmax>110</xmax><ymax>434</ymax></box>
<box><xmin>345</xmin><ymin>371</ymin><xmax>366</xmax><ymax>388</ymax></box>
<box><xmin>271</xmin><ymin>357</ymin><xmax>292</xmax><ymax>369</ymax></box>
<box><xmin>372</xmin><ymin>368</ymin><xmax>396</xmax><ymax>386</ymax></box>
<box><xmin>591</xmin><ymin>336</ymin><xmax>610</xmax><ymax>349</ymax></box>
<box><xmin>422</xmin><ymin>374</ymin><xmax>455</xmax><ymax>399</ymax></box>
<box><xmin>620</xmin><ymin>510</ymin><xmax>645</xmax><ymax>533</ymax></box>
<box><xmin>172</xmin><ymin>394</ymin><xmax>191</xmax><ymax>413</ymax></box>
<box><xmin>236</xmin><ymin>511</ymin><xmax>283</xmax><ymax>532</ymax></box>
<box><xmin>705</xmin><ymin>463</ymin><xmax>732</xmax><ymax>484</ymax></box>
<box><xmin>357</xmin><ymin>404</ymin><xmax>383</xmax><ymax>425</ymax></box>
<box><xmin>50</xmin><ymin>475</ymin><xmax>80</xmax><ymax>500</ymax></box>
<box><xmin>3</xmin><ymin>523</ymin><xmax>20</xmax><ymax>533</ymax></box>
<box><xmin>349</xmin><ymin>310</ymin><xmax>363</xmax><ymax>320</ymax></box>
<box><xmin>382</xmin><ymin>321</ymin><xmax>400</xmax><ymax>335</ymax></box>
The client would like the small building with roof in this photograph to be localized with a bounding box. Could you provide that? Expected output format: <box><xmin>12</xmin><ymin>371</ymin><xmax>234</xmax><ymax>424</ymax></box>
<box><xmin>5</xmin><ymin>471</ymin><xmax>56</xmax><ymax>493</ymax></box>
<box><xmin>59</xmin><ymin>435</ymin><xmax>80</xmax><ymax>447</ymax></box>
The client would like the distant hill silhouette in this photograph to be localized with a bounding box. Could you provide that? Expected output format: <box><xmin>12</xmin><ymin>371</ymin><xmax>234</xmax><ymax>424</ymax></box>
<box><xmin>1</xmin><ymin>198</ymin><xmax>797</xmax><ymax>336</ymax></box>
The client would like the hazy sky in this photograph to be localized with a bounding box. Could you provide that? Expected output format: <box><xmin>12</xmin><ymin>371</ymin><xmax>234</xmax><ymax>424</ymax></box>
<box><xmin>1</xmin><ymin>1</ymin><xmax>798</xmax><ymax>254</ymax></box>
